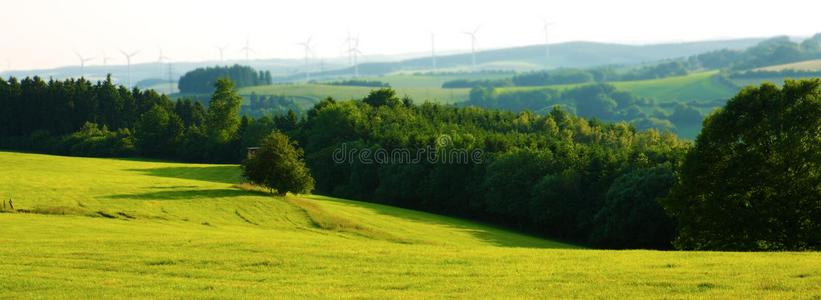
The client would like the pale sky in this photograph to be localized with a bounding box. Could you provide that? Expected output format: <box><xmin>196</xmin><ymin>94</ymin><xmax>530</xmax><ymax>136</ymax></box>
<box><xmin>1</xmin><ymin>0</ymin><xmax>819</xmax><ymax>71</ymax></box>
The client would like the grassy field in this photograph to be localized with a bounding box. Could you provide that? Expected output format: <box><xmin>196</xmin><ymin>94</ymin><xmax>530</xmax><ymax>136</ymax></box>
<box><xmin>755</xmin><ymin>59</ymin><xmax>821</xmax><ymax>71</ymax></box>
<box><xmin>1</xmin><ymin>151</ymin><xmax>819</xmax><ymax>298</ymax></box>
<box><xmin>239</xmin><ymin>84</ymin><xmax>470</xmax><ymax>105</ymax></box>
<box><xmin>212</xmin><ymin>72</ymin><xmax>740</xmax><ymax>110</ymax></box>
<box><xmin>359</xmin><ymin>73</ymin><xmax>513</xmax><ymax>88</ymax></box>
<box><xmin>497</xmin><ymin>71</ymin><xmax>740</xmax><ymax>103</ymax></box>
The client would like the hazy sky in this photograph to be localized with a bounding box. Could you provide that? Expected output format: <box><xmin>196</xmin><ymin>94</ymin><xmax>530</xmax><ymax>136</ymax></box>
<box><xmin>1</xmin><ymin>0</ymin><xmax>819</xmax><ymax>70</ymax></box>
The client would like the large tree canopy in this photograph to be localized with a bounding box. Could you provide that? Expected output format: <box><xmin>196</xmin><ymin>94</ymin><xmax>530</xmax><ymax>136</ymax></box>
<box><xmin>663</xmin><ymin>79</ymin><xmax>821</xmax><ymax>251</ymax></box>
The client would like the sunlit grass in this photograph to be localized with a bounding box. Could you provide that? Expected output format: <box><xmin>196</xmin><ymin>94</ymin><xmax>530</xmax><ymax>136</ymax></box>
<box><xmin>239</xmin><ymin>83</ymin><xmax>470</xmax><ymax>105</ymax></box>
<box><xmin>0</xmin><ymin>151</ymin><xmax>819</xmax><ymax>298</ymax></box>
<box><xmin>755</xmin><ymin>59</ymin><xmax>821</xmax><ymax>71</ymax></box>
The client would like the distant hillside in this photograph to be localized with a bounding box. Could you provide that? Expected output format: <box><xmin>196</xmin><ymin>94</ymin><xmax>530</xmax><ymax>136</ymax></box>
<box><xmin>755</xmin><ymin>59</ymin><xmax>821</xmax><ymax>71</ymax></box>
<box><xmin>304</xmin><ymin>38</ymin><xmax>766</xmax><ymax>79</ymax></box>
<box><xmin>0</xmin><ymin>59</ymin><xmax>311</xmax><ymax>89</ymax></box>
<box><xmin>4</xmin><ymin>37</ymin><xmax>767</xmax><ymax>86</ymax></box>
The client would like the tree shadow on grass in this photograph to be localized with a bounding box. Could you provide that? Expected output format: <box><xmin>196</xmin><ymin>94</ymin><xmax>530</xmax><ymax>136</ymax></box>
<box><xmin>303</xmin><ymin>195</ymin><xmax>582</xmax><ymax>249</ymax></box>
<box><xmin>106</xmin><ymin>189</ymin><xmax>262</xmax><ymax>201</ymax></box>
<box><xmin>125</xmin><ymin>166</ymin><xmax>241</xmax><ymax>184</ymax></box>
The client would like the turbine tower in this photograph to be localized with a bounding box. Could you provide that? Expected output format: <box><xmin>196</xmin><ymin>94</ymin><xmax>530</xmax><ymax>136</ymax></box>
<box><xmin>216</xmin><ymin>44</ymin><xmax>229</xmax><ymax>63</ymax></box>
<box><xmin>157</xmin><ymin>48</ymin><xmax>170</xmax><ymax>65</ymax></box>
<box><xmin>74</xmin><ymin>52</ymin><xmax>95</xmax><ymax>78</ymax></box>
<box><xmin>240</xmin><ymin>38</ymin><xmax>254</xmax><ymax>64</ymax></box>
<box><xmin>430</xmin><ymin>32</ymin><xmax>437</xmax><ymax>72</ymax></box>
<box><xmin>343</xmin><ymin>31</ymin><xmax>354</xmax><ymax>66</ymax></box>
<box><xmin>462</xmin><ymin>26</ymin><xmax>480</xmax><ymax>72</ymax></box>
<box><xmin>349</xmin><ymin>36</ymin><xmax>363</xmax><ymax>78</ymax></box>
<box><xmin>120</xmin><ymin>49</ymin><xmax>140</xmax><ymax>87</ymax></box>
<box><xmin>157</xmin><ymin>48</ymin><xmax>173</xmax><ymax>94</ymax></box>
<box><xmin>297</xmin><ymin>36</ymin><xmax>314</xmax><ymax>82</ymax></box>
<box><xmin>101</xmin><ymin>51</ymin><xmax>114</xmax><ymax>67</ymax></box>
<box><xmin>541</xmin><ymin>19</ymin><xmax>556</xmax><ymax>64</ymax></box>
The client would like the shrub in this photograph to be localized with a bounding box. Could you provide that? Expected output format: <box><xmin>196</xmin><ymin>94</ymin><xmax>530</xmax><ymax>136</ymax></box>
<box><xmin>241</xmin><ymin>132</ymin><xmax>314</xmax><ymax>195</ymax></box>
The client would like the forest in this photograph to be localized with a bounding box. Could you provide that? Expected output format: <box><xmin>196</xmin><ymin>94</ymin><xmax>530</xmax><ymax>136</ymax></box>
<box><xmin>464</xmin><ymin>83</ymin><xmax>704</xmax><ymax>134</ymax></box>
<box><xmin>178</xmin><ymin>65</ymin><xmax>273</xmax><ymax>94</ymax></box>
<box><xmin>0</xmin><ymin>76</ymin><xmax>817</xmax><ymax>250</ymax></box>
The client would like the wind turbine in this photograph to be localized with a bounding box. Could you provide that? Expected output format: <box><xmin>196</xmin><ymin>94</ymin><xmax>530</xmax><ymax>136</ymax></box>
<box><xmin>215</xmin><ymin>44</ymin><xmax>229</xmax><ymax>63</ymax></box>
<box><xmin>541</xmin><ymin>19</ymin><xmax>556</xmax><ymax>64</ymax></box>
<box><xmin>101</xmin><ymin>51</ymin><xmax>114</xmax><ymax>67</ymax></box>
<box><xmin>430</xmin><ymin>32</ymin><xmax>437</xmax><ymax>72</ymax></box>
<box><xmin>157</xmin><ymin>48</ymin><xmax>170</xmax><ymax>65</ymax></box>
<box><xmin>343</xmin><ymin>31</ymin><xmax>354</xmax><ymax>66</ymax></box>
<box><xmin>100</xmin><ymin>51</ymin><xmax>114</xmax><ymax>76</ymax></box>
<box><xmin>462</xmin><ymin>26</ymin><xmax>481</xmax><ymax>72</ymax></box>
<box><xmin>297</xmin><ymin>36</ymin><xmax>314</xmax><ymax>82</ymax></box>
<box><xmin>74</xmin><ymin>52</ymin><xmax>95</xmax><ymax>78</ymax></box>
<box><xmin>120</xmin><ymin>49</ymin><xmax>140</xmax><ymax>87</ymax></box>
<box><xmin>349</xmin><ymin>36</ymin><xmax>363</xmax><ymax>78</ymax></box>
<box><xmin>240</xmin><ymin>38</ymin><xmax>254</xmax><ymax>64</ymax></box>
<box><xmin>157</xmin><ymin>48</ymin><xmax>173</xmax><ymax>94</ymax></box>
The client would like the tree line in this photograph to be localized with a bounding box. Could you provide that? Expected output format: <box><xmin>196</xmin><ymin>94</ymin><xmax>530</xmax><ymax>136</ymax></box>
<box><xmin>178</xmin><ymin>65</ymin><xmax>272</xmax><ymax>94</ymax></box>
<box><xmin>1</xmin><ymin>76</ymin><xmax>817</xmax><ymax>251</ymax></box>
<box><xmin>465</xmin><ymin>83</ymin><xmax>704</xmax><ymax>136</ymax></box>
<box><xmin>0</xmin><ymin>76</ymin><xmax>296</xmax><ymax>162</ymax></box>
<box><xmin>291</xmin><ymin>89</ymin><xmax>689</xmax><ymax>249</ymax></box>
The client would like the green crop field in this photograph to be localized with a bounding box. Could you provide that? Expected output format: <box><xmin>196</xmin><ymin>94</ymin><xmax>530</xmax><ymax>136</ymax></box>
<box><xmin>239</xmin><ymin>84</ymin><xmax>470</xmax><ymax>105</ymax></box>
<box><xmin>1</xmin><ymin>151</ymin><xmax>819</xmax><ymax>298</ymax></box>
<box><xmin>755</xmin><ymin>59</ymin><xmax>821</xmax><ymax>72</ymax></box>
<box><xmin>360</xmin><ymin>73</ymin><xmax>513</xmax><ymax>88</ymax></box>
<box><xmin>497</xmin><ymin>71</ymin><xmax>741</xmax><ymax>103</ymax></box>
<box><xmin>610</xmin><ymin>71</ymin><xmax>739</xmax><ymax>102</ymax></box>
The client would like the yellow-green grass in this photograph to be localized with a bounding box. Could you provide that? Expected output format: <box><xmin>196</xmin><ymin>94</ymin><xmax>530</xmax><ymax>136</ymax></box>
<box><xmin>610</xmin><ymin>71</ymin><xmax>738</xmax><ymax>102</ymax></box>
<box><xmin>1</xmin><ymin>151</ymin><xmax>820</xmax><ymax>299</ymax></box>
<box><xmin>497</xmin><ymin>71</ymin><xmax>739</xmax><ymax>103</ymax></box>
<box><xmin>239</xmin><ymin>84</ymin><xmax>470</xmax><ymax>105</ymax></box>
<box><xmin>755</xmin><ymin>59</ymin><xmax>821</xmax><ymax>72</ymax></box>
<box><xmin>356</xmin><ymin>73</ymin><xmax>512</xmax><ymax>88</ymax></box>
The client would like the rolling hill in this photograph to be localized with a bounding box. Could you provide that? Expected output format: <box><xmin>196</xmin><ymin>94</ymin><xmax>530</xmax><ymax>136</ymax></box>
<box><xmin>2</xmin><ymin>37</ymin><xmax>766</xmax><ymax>86</ymax></box>
<box><xmin>238</xmin><ymin>83</ymin><xmax>470</xmax><ymax>105</ymax></box>
<box><xmin>755</xmin><ymin>59</ymin><xmax>821</xmax><ymax>71</ymax></box>
<box><xmin>306</xmin><ymin>38</ymin><xmax>765</xmax><ymax>79</ymax></box>
<box><xmin>496</xmin><ymin>71</ymin><xmax>739</xmax><ymax>103</ymax></box>
<box><xmin>1</xmin><ymin>151</ymin><xmax>819</xmax><ymax>298</ymax></box>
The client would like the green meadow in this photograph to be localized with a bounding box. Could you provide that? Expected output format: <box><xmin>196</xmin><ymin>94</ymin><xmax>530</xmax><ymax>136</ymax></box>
<box><xmin>1</xmin><ymin>151</ymin><xmax>819</xmax><ymax>298</ymax></box>
<box><xmin>233</xmin><ymin>71</ymin><xmax>741</xmax><ymax>112</ymax></box>
<box><xmin>238</xmin><ymin>83</ymin><xmax>470</xmax><ymax>105</ymax></box>
<box><xmin>497</xmin><ymin>71</ymin><xmax>740</xmax><ymax>103</ymax></box>
<box><xmin>755</xmin><ymin>59</ymin><xmax>821</xmax><ymax>71</ymax></box>
<box><xmin>358</xmin><ymin>73</ymin><xmax>513</xmax><ymax>88</ymax></box>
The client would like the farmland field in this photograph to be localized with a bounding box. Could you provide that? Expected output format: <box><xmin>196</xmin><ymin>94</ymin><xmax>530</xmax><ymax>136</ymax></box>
<box><xmin>239</xmin><ymin>83</ymin><xmax>470</xmax><ymax>105</ymax></box>
<box><xmin>1</xmin><ymin>151</ymin><xmax>820</xmax><ymax>298</ymax></box>
<box><xmin>497</xmin><ymin>71</ymin><xmax>740</xmax><ymax>103</ymax></box>
<box><xmin>359</xmin><ymin>73</ymin><xmax>513</xmax><ymax>88</ymax></box>
<box><xmin>755</xmin><ymin>59</ymin><xmax>821</xmax><ymax>71</ymax></box>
